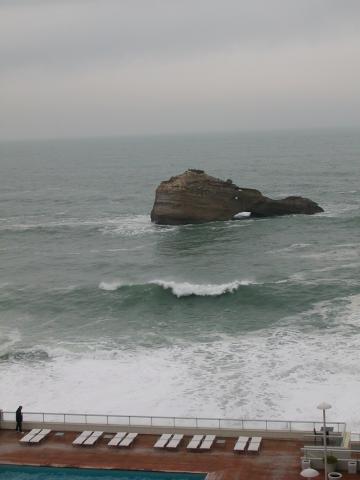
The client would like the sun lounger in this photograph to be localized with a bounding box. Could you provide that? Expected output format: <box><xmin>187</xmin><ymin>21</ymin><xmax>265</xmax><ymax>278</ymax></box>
<box><xmin>248</xmin><ymin>436</ymin><xmax>262</xmax><ymax>453</ymax></box>
<box><xmin>187</xmin><ymin>434</ymin><xmax>204</xmax><ymax>450</ymax></box>
<box><xmin>29</xmin><ymin>429</ymin><xmax>51</xmax><ymax>444</ymax></box>
<box><xmin>166</xmin><ymin>433</ymin><xmax>183</xmax><ymax>449</ymax></box>
<box><xmin>234</xmin><ymin>436</ymin><xmax>249</xmax><ymax>452</ymax></box>
<box><xmin>108</xmin><ymin>432</ymin><xmax>127</xmax><ymax>447</ymax></box>
<box><xmin>72</xmin><ymin>430</ymin><xmax>93</xmax><ymax>446</ymax></box>
<box><xmin>199</xmin><ymin>434</ymin><xmax>216</xmax><ymax>450</ymax></box>
<box><xmin>118</xmin><ymin>432</ymin><xmax>138</xmax><ymax>447</ymax></box>
<box><xmin>83</xmin><ymin>431</ymin><xmax>103</xmax><ymax>446</ymax></box>
<box><xmin>154</xmin><ymin>433</ymin><xmax>173</xmax><ymax>448</ymax></box>
<box><xmin>19</xmin><ymin>429</ymin><xmax>41</xmax><ymax>444</ymax></box>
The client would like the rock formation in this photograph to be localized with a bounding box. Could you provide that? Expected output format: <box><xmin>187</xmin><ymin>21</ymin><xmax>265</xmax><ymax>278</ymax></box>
<box><xmin>150</xmin><ymin>169</ymin><xmax>323</xmax><ymax>225</ymax></box>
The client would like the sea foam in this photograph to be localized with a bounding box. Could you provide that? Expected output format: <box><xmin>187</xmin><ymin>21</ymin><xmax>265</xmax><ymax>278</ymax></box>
<box><xmin>99</xmin><ymin>280</ymin><xmax>125</xmax><ymax>291</ymax></box>
<box><xmin>98</xmin><ymin>279</ymin><xmax>255</xmax><ymax>296</ymax></box>
<box><xmin>150</xmin><ymin>279</ymin><xmax>253</xmax><ymax>297</ymax></box>
<box><xmin>2</xmin><ymin>295</ymin><xmax>360</xmax><ymax>429</ymax></box>
<box><xmin>0</xmin><ymin>215</ymin><xmax>175</xmax><ymax>237</ymax></box>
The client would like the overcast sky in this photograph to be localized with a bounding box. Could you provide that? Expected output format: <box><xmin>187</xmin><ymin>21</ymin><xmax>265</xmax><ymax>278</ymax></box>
<box><xmin>1</xmin><ymin>0</ymin><xmax>360</xmax><ymax>140</ymax></box>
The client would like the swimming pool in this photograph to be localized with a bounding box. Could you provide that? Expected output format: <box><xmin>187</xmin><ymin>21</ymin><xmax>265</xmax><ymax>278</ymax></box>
<box><xmin>0</xmin><ymin>466</ymin><xmax>206</xmax><ymax>480</ymax></box>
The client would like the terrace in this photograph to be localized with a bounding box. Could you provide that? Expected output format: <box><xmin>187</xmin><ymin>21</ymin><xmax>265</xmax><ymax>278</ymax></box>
<box><xmin>0</xmin><ymin>411</ymin><xmax>359</xmax><ymax>480</ymax></box>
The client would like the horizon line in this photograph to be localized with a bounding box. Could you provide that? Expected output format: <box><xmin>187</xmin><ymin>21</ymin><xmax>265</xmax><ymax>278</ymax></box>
<box><xmin>1</xmin><ymin>124</ymin><xmax>359</xmax><ymax>144</ymax></box>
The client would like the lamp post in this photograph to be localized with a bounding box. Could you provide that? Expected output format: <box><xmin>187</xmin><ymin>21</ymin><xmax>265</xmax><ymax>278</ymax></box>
<box><xmin>317</xmin><ymin>402</ymin><xmax>332</xmax><ymax>480</ymax></box>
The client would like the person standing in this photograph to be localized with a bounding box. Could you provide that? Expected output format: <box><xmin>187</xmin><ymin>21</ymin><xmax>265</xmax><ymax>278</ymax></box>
<box><xmin>15</xmin><ymin>406</ymin><xmax>23</xmax><ymax>432</ymax></box>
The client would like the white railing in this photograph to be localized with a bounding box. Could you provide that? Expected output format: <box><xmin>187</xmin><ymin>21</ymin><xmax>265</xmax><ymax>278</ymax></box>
<box><xmin>0</xmin><ymin>411</ymin><xmax>346</xmax><ymax>433</ymax></box>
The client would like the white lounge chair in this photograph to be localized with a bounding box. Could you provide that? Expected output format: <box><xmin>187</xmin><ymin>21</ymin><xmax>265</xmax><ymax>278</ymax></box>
<box><xmin>187</xmin><ymin>435</ymin><xmax>204</xmax><ymax>450</ymax></box>
<box><xmin>72</xmin><ymin>430</ymin><xmax>93</xmax><ymax>446</ymax></box>
<box><xmin>29</xmin><ymin>429</ymin><xmax>51</xmax><ymax>444</ymax></box>
<box><xmin>199</xmin><ymin>434</ymin><xmax>216</xmax><ymax>450</ymax></box>
<box><xmin>234</xmin><ymin>436</ymin><xmax>249</xmax><ymax>453</ymax></box>
<box><xmin>83</xmin><ymin>431</ymin><xmax>103</xmax><ymax>446</ymax></box>
<box><xmin>19</xmin><ymin>429</ymin><xmax>41</xmax><ymax>444</ymax></box>
<box><xmin>166</xmin><ymin>433</ymin><xmax>183</xmax><ymax>449</ymax></box>
<box><xmin>154</xmin><ymin>433</ymin><xmax>173</xmax><ymax>448</ymax></box>
<box><xmin>118</xmin><ymin>432</ymin><xmax>138</xmax><ymax>447</ymax></box>
<box><xmin>108</xmin><ymin>432</ymin><xmax>127</xmax><ymax>447</ymax></box>
<box><xmin>248</xmin><ymin>436</ymin><xmax>262</xmax><ymax>453</ymax></box>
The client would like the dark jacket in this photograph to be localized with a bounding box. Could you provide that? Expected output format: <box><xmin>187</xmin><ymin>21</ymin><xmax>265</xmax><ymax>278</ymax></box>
<box><xmin>16</xmin><ymin>407</ymin><xmax>22</xmax><ymax>422</ymax></box>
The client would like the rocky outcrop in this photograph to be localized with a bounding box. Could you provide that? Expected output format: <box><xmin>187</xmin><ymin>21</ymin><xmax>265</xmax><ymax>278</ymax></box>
<box><xmin>150</xmin><ymin>169</ymin><xmax>323</xmax><ymax>225</ymax></box>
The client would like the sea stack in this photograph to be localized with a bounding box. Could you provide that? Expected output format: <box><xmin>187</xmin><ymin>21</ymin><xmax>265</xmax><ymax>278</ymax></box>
<box><xmin>150</xmin><ymin>169</ymin><xmax>323</xmax><ymax>225</ymax></box>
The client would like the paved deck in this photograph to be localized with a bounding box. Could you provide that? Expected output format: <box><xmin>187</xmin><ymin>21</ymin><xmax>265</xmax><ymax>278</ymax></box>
<box><xmin>0</xmin><ymin>430</ymin><xmax>359</xmax><ymax>480</ymax></box>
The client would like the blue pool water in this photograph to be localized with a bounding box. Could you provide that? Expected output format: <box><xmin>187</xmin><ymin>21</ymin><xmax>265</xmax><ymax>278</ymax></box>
<box><xmin>0</xmin><ymin>466</ymin><xmax>205</xmax><ymax>480</ymax></box>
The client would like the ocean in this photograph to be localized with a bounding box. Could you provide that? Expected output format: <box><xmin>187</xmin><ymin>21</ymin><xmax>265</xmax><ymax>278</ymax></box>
<box><xmin>0</xmin><ymin>129</ymin><xmax>359</xmax><ymax>428</ymax></box>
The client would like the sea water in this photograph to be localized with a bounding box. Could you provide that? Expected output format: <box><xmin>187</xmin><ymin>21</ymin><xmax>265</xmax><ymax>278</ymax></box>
<box><xmin>0</xmin><ymin>129</ymin><xmax>359</xmax><ymax>427</ymax></box>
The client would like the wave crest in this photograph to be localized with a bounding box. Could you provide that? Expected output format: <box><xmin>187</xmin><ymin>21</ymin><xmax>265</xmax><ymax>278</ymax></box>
<box><xmin>151</xmin><ymin>280</ymin><xmax>252</xmax><ymax>297</ymax></box>
<box><xmin>99</xmin><ymin>279</ymin><xmax>255</xmax><ymax>297</ymax></box>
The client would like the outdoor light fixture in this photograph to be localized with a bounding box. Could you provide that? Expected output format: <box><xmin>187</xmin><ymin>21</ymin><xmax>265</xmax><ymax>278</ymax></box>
<box><xmin>317</xmin><ymin>402</ymin><xmax>332</xmax><ymax>480</ymax></box>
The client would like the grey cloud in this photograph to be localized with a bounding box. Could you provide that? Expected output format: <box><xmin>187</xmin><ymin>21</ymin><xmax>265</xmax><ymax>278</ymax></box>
<box><xmin>1</xmin><ymin>0</ymin><xmax>360</xmax><ymax>71</ymax></box>
<box><xmin>0</xmin><ymin>0</ymin><xmax>360</xmax><ymax>139</ymax></box>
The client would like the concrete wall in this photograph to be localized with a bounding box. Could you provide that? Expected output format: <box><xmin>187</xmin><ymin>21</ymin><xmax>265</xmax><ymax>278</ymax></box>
<box><xmin>301</xmin><ymin>445</ymin><xmax>360</xmax><ymax>472</ymax></box>
<box><xmin>301</xmin><ymin>456</ymin><xmax>359</xmax><ymax>473</ymax></box>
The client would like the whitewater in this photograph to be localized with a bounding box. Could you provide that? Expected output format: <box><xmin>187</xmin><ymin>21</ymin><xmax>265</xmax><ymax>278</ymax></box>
<box><xmin>0</xmin><ymin>130</ymin><xmax>359</xmax><ymax>429</ymax></box>
<box><xmin>98</xmin><ymin>279</ymin><xmax>255</xmax><ymax>296</ymax></box>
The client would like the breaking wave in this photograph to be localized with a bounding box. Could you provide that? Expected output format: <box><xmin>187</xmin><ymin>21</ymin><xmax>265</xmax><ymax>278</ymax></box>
<box><xmin>150</xmin><ymin>279</ymin><xmax>254</xmax><ymax>297</ymax></box>
<box><xmin>99</xmin><ymin>279</ymin><xmax>256</xmax><ymax>297</ymax></box>
<box><xmin>2</xmin><ymin>294</ymin><xmax>360</xmax><ymax>428</ymax></box>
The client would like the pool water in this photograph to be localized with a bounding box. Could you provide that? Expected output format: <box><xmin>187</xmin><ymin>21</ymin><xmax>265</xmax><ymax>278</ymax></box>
<box><xmin>0</xmin><ymin>466</ymin><xmax>205</xmax><ymax>480</ymax></box>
